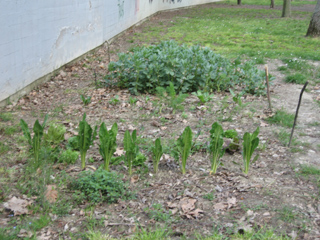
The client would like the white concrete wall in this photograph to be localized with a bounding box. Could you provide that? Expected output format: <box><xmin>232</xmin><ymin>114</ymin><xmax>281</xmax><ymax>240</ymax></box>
<box><xmin>0</xmin><ymin>0</ymin><xmax>218</xmax><ymax>104</ymax></box>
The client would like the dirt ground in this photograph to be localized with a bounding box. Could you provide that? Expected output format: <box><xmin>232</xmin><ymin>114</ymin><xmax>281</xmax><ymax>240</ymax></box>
<box><xmin>1</xmin><ymin>2</ymin><xmax>320</xmax><ymax>240</ymax></box>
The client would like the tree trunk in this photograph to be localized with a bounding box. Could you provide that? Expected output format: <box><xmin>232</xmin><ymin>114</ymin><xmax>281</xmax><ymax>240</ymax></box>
<box><xmin>306</xmin><ymin>0</ymin><xmax>320</xmax><ymax>37</ymax></box>
<box><xmin>270</xmin><ymin>0</ymin><xmax>275</xmax><ymax>8</ymax></box>
<box><xmin>282</xmin><ymin>0</ymin><xmax>291</xmax><ymax>17</ymax></box>
<box><xmin>237</xmin><ymin>0</ymin><xmax>241</xmax><ymax>5</ymax></box>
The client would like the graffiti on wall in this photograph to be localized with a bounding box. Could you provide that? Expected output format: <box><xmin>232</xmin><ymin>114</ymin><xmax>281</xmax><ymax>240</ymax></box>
<box><xmin>135</xmin><ymin>0</ymin><xmax>140</xmax><ymax>14</ymax></box>
<box><xmin>118</xmin><ymin>0</ymin><xmax>125</xmax><ymax>19</ymax></box>
<box><xmin>162</xmin><ymin>0</ymin><xmax>183</xmax><ymax>3</ymax></box>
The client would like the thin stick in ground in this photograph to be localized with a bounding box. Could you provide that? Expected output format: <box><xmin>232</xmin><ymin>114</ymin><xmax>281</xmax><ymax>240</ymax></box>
<box><xmin>288</xmin><ymin>81</ymin><xmax>309</xmax><ymax>147</ymax></box>
<box><xmin>265</xmin><ymin>65</ymin><xmax>272</xmax><ymax>111</ymax></box>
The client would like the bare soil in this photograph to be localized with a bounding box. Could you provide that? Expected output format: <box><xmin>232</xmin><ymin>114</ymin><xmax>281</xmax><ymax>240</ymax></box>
<box><xmin>1</xmin><ymin>3</ymin><xmax>320</xmax><ymax>240</ymax></box>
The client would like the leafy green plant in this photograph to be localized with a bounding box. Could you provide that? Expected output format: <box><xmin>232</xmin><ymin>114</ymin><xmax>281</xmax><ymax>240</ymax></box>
<box><xmin>67</xmin><ymin>136</ymin><xmax>79</xmax><ymax>151</ymax></box>
<box><xmin>59</xmin><ymin>149</ymin><xmax>79</xmax><ymax>164</ymax></box>
<box><xmin>229</xmin><ymin>89</ymin><xmax>243</xmax><ymax>106</ymax></box>
<box><xmin>109</xmin><ymin>95</ymin><xmax>120</xmax><ymax>105</ymax></box>
<box><xmin>99</xmin><ymin>122</ymin><xmax>118</xmax><ymax>171</ymax></box>
<box><xmin>80</xmin><ymin>94</ymin><xmax>92</xmax><ymax>105</ymax></box>
<box><xmin>152</xmin><ymin>138</ymin><xmax>163</xmax><ymax>173</ymax></box>
<box><xmin>209</xmin><ymin>122</ymin><xmax>225</xmax><ymax>174</ymax></box>
<box><xmin>71</xmin><ymin>168</ymin><xmax>129</xmax><ymax>203</ymax></box>
<box><xmin>242</xmin><ymin>127</ymin><xmax>260</xmax><ymax>174</ymax></box>
<box><xmin>20</xmin><ymin>114</ymin><xmax>48</xmax><ymax>165</ymax></box>
<box><xmin>77</xmin><ymin>113</ymin><xmax>97</xmax><ymax>169</ymax></box>
<box><xmin>124</xmin><ymin>130</ymin><xmax>139</xmax><ymax>175</ymax></box>
<box><xmin>129</xmin><ymin>96</ymin><xmax>138</xmax><ymax>105</ymax></box>
<box><xmin>43</xmin><ymin>123</ymin><xmax>66</xmax><ymax>146</ymax></box>
<box><xmin>177</xmin><ymin>126</ymin><xmax>193</xmax><ymax>174</ymax></box>
<box><xmin>105</xmin><ymin>41</ymin><xmax>266</xmax><ymax>96</ymax></box>
<box><xmin>192</xmin><ymin>90</ymin><xmax>214</xmax><ymax>104</ymax></box>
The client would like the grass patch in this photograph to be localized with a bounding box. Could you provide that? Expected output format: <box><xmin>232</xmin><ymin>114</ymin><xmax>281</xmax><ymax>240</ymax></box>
<box><xmin>267</xmin><ymin>109</ymin><xmax>294</xmax><ymax>127</ymax></box>
<box><xmin>133</xmin><ymin>5</ymin><xmax>318</xmax><ymax>61</ymax></box>
<box><xmin>285</xmin><ymin>73</ymin><xmax>307</xmax><ymax>84</ymax></box>
<box><xmin>0</xmin><ymin>112</ymin><xmax>13</xmax><ymax>122</ymax></box>
<box><xmin>222</xmin><ymin>0</ymin><xmax>317</xmax><ymax>6</ymax></box>
<box><xmin>300</xmin><ymin>165</ymin><xmax>320</xmax><ymax>176</ymax></box>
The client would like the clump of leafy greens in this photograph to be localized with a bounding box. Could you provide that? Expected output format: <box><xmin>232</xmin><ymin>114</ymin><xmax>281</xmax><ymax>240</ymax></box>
<box><xmin>177</xmin><ymin>126</ymin><xmax>193</xmax><ymax>174</ymax></box>
<box><xmin>99</xmin><ymin>122</ymin><xmax>118</xmax><ymax>171</ymax></box>
<box><xmin>209</xmin><ymin>122</ymin><xmax>225</xmax><ymax>174</ymax></box>
<box><xmin>20</xmin><ymin>115</ymin><xmax>48</xmax><ymax>166</ymax></box>
<box><xmin>123</xmin><ymin>130</ymin><xmax>139</xmax><ymax>175</ymax></box>
<box><xmin>105</xmin><ymin>40</ymin><xmax>266</xmax><ymax>95</ymax></box>
<box><xmin>77</xmin><ymin>113</ymin><xmax>97</xmax><ymax>169</ymax></box>
<box><xmin>242</xmin><ymin>127</ymin><xmax>260</xmax><ymax>174</ymax></box>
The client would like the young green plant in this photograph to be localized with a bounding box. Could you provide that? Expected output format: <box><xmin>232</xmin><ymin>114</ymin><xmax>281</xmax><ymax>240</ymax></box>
<box><xmin>80</xmin><ymin>94</ymin><xmax>92</xmax><ymax>106</ymax></box>
<box><xmin>209</xmin><ymin>122</ymin><xmax>225</xmax><ymax>174</ymax></box>
<box><xmin>99</xmin><ymin>122</ymin><xmax>118</xmax><ymax>171</ymax></box>
<box><xmin>152</xmin><ymin>138</ymin><xmax>163</xmax><ymax>173</ymax></box>
<box><xmin>77</xmin><ymin>113</ymin><xmax>97</xmax><ymax>169</ymax></box>
<box><xmin>192</xmin><ymin>90</ymin><xmax>214</xmax><ymax>104</ymax></box>
<box><xmin>123</xmin><ymin>130</ymin><xmax>139</xmax><ymax>175</ymax></box>
<box><xmin>20</xmin><ymin>114</ymin><xmax>48</xmax><ymax>165</ymax></box>
<box><xmin>177</xmin><ymin>126</ymin><xmax>193</xmax><ymax>174</ymax></box>
<box><xmin>242</xmin><ymin>127</ymin><xmax>260</xmax><ymax>174</ymax></box>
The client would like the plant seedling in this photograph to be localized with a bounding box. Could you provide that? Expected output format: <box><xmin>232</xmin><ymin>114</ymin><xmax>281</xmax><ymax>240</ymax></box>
<box><xmin>109</xmin><ymin>95</ymin><xmax>120</xmax><ymax>105</ymax></box>
<box><xmin>242</xmin><ymin>127</ymin><xmax>260</xmax><ymax>174</ymax></box>
<box><xmin>80</xmin><ymin>94</ymin><xmax>92</xmax><ymax>106</ymax></box>
<box><xmin>123</xmin><ymin>130</ymin><xmax>139</xmax><ymax>175</ymax></box>
<box><xmin>99</xmin><ymin>122</ymin><xmax>118</xmax><ymax>171</ymax></box>
<box><xmin>43</xmin><ymin>123</ymin><xmax>66</xmax><ymax>146</ymax></box>
<box><xmin>229</xmin><ymin>89</ymin><xmax>243</xmax><ymax>106</ymax></box>
<box><xmin>20</xmin><ymin>114</ymin><xmax>48</xmax><ymax>165</ymax></box>
<box><xmin>192</xmin><ymin>90</ymin><xmax>214</xmax><ymax>104</ymax></box>
<box><xmin>77</xmin><ymin>113</ymin><xmax>97</xmax><ymax>169</ymax></box>
<box><xmin>177</xmin><ymin>126</ymin><xmax>193</xmax><ymax>174</ymax></box>
<box><xmin>209</xmin><ymin>122</ymin><xmax>225</xmax><ymax>174</ymax></box>
<box><xmin>152</xmin><ymin>138</ymin><xmax>163</xmax><ymax>173</ymax></box>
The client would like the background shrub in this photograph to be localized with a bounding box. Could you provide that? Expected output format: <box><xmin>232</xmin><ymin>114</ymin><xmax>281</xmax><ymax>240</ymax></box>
<box><xmin>105</xmin><ymin>41</ymin><xmax>266</xmax><ymax>95</ymax></box>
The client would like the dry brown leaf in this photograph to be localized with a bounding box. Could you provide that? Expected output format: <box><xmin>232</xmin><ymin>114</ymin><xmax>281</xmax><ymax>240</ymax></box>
<box><xmin>260</xmin><ymin>121</ymin><xmax>269</xmax><ymax>127</ymax></box>
<box><xmin>213</xmin><ymin>202</ymin><xmax>227</xmax><ymax>211</ymax></box>
<box><xmin>3</xmin><ymin>196</ymin><xmax>34</xmax><ymax>216</ymax></box>
<box><xmin>227</xmin><ymin>197</ymin><xmax>237</xmax><ymax>209</ymax></box>
<box><xmin>130</xmin><ymin>175</ymin><xmax>139</xmax><ymax>184</ymax></box>
<box><xmin>179</xmin><ymin>197</ymin><xmax>196</xmax><ymax>213</ymax></box>
<box><xmin>189</xmin><ymin>209</ymin><xmax>204</xmax><ymax>218</ymax></box>
<box><xmin>17</xmin><ymin>229</ymin><xmax>33</xmax><ymax>238</ymax></box>
<box><xmin>45</xmin><ymin>185</ymin><xmax>58</xmax><ymax>203</ymax></box>
<box><xmin>115</xmin><ymin>148</ymin><xmax>124</xmax><ymax>156</ymax></box>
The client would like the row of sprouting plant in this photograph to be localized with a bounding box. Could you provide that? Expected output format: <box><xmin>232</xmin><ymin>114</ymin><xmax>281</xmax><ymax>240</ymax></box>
<box><xmin>20</xmin><ymin>113</ymin><xmax>260</xmax><ymax>175</ymax></box>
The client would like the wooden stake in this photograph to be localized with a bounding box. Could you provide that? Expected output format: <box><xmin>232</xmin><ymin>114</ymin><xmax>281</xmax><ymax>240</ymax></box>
<box><xmin>265</xmin><ymin>65</ymin><xmax>272</xmax><ymax>111</ymax></box>
<box><xmin>288</xmin><ymin>81</ymin><xmax>308</xmax><ymax>147</ymax></box>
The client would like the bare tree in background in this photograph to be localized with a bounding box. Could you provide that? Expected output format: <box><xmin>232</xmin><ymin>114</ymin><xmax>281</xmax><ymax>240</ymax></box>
<box><xmin>282</xmin><ymin>0</ymin><xmax>291</xmax><ymax>17</ymax></box>
<box><xmin>270</xmin><ymin>0</ymin><xmax>275</xmax><ymax>8</ymax></box>
<box><xmin>306</xmin><ymin>0</ymin><xmax>320</xmax><ymax>37</ymax></box>
<box><xmin>237</xmin><ymin>0</ymin><xmax>241</xmax><ymax>5</ymax></box>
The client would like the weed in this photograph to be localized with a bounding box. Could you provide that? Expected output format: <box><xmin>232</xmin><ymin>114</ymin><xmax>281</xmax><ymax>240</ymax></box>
<box><xmin>124</xmin><ymin>130</ymin><xmax>139</xmax><ymax>175</ymax></box>
<box><xmin>192</xmin><ymin>90</ymin><xmax>214</xmax><ymax>104</ymax></box>
<box><xmin>285</xmin><ymin>73</ymin><xmax>307</xmax><ymax>84</ymax></box>
<box><xmin>43</xmin><ymin>123</ymin><xmax>66</xmax><ymax>146</ymax></box>
<box><xmin>129</xmin><ymin>96</ymin><xmax>138</xmax><ymax>105</ymax></box>
<box><xmin>133</xmin><ymin>226</ymin><xmax>171</xmax><ymax>240</ymax></box>
<box><xmin>202</xmin><ymin>192</ymin><xmax>215</xmax><ymax>201</ymax></box>
<box><xmin>80</xmin><ymin>94</ymin><xmax>92</xmax><ymax>105</ymax></box>
<box><xmin>71</xmin><ymin>168</ymin><xmax>131</xmax><ymax>203</ymax></box>
<box><xmin>0</xmin><ymin>112</ymin><xmax>13</xmax><ymax>122</ymax></box>
<box><xmin>109</xmin><ymin>95</ymin><xmax>120</xmax><ymax>105</ymax></box>
<box><xmin>59</xmin><ymin>149</ymin><xmax>79</xmax><ymax>164</ymax></box>
<box><xmin>299</xmin><ymin>165</ymin><xmax>320</xmax><ymax>176</ymax></box>
<box><xmin>267</xmin><ymin>109</ymin><xmax>294</xmax><ymax>128</ymax></box>
<box><xmin>276</xmin><ymin>206</ymin><xmax>298</xmax><ymax>221</ymax></box>
<box><xmin>144</xmin><ymin>203</ymin><xmax>172</xmax><ymax>222</ymax></box>
<box><xmin>0</xmin><ymin>141</ymin><xmax>10</xmax><ymax>155</ymax></box>
<box><xmin>152</xmin><ymin>138</ymin><xmax>163</xmax><ymax>174</ymax></box>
